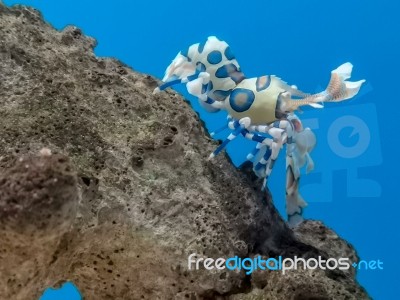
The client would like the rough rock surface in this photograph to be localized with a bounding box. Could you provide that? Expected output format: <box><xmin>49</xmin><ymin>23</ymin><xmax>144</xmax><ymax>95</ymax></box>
<box><xmin>0</xmin><ymin>2</ymin><xmax>369</xmax><ymax>300</ymax></box>
<box><xmin>0</xmin><ymin>152</ymin><xmax>79</xmax><ymax>299</ymax></box>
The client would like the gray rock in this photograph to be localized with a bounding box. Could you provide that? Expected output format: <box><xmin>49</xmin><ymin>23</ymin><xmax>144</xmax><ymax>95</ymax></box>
<box><xmin>0</xmin><ymin>2</ymin><xmax>369</xmax><ymax>300</ymax></box>
<box><xmin>0</xmin><ymin>151</ymin><xmax>79</xmax><ymax>300</ymax></box>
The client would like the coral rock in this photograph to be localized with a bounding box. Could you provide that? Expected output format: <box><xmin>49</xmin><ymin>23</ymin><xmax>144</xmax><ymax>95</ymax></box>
<box><xmin>0</xmin><ymin>2</ymin><xmax>369</xmax><ymax>300</ymax></box>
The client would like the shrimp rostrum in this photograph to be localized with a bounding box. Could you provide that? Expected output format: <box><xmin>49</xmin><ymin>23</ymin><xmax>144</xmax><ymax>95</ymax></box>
<box><xmin>154</xmin><ymin>36</ymin><xmax>365</xmax><ymax>227</ymax></box>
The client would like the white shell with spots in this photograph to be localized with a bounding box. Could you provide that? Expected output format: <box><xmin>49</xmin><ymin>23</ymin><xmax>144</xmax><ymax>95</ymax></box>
<box><xmin>225</xmin><ymin>76</ymin><xmax>286</xmax><ymax>125</ymax></box>
<box><xmin>185</xmin><ymin>36</ymin><xmax>242</xmax><ymax>101</ymax></box>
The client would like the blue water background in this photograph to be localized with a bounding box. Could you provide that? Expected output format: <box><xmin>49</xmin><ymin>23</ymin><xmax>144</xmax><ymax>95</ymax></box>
<box><xmin>39</xmin><ymin>282</ymin><xmax>81</xmax><ymax>300</ymax></box>
<box><xmin>4</xmin><ymin>1</ymin><xmax>399</xmax><ymax>299</ymax></box>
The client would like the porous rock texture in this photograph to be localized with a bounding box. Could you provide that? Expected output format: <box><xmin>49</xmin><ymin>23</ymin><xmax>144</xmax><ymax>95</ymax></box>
<box><xmin>0</xmin><ymin>2</ymin><xmax>369</xmax><ymax>300</ymax></box>
<box><xmin>0</xmin><ymin>152</ymin><xmax>79</xmax><ymax>299</ymax></box>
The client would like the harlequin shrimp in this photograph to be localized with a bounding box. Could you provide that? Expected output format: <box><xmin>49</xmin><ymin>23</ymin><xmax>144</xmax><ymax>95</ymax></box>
<box><xmin>154</xmin><ymin>36</ymin><xmax>365</xmax><ymax>227</ymax></box>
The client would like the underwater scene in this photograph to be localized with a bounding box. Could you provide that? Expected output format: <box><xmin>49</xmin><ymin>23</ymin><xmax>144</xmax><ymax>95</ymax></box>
<box><xmin>0</xmin><ymin>0</ymin><xmax>398</xmax><ymax>299</ymax></box>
